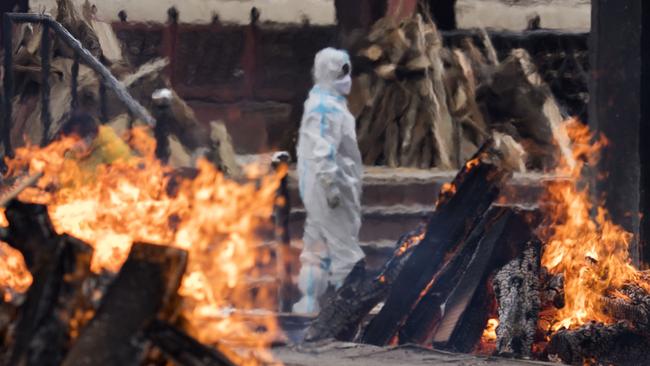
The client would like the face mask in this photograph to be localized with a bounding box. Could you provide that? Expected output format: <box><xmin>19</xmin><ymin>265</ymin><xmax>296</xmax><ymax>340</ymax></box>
<box><xmin>333</xmin><ymin>74</ymin><xmax>352</xmax><ymax>95</ymax></box>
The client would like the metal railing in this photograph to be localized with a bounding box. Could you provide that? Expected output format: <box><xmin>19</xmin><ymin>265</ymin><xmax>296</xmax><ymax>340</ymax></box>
<box><xmin>2</xmin><ymin>12</ymin><xmax>156</xmax><ymax>157</ymax></box>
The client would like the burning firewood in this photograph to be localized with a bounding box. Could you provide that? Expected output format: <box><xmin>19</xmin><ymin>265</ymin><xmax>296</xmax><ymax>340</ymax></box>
<box><xmin>547</xmin><ymin>321</ymin><xmax>650</xmax><ymax>366</ymax></box>
<box><xmin>0</xmin><ymin>172</ymin><xmax>42</xmax><ymax>207</ymax></box>
<box><xmin>400</xmin><ymin>206</ymin><xmax>508</xmax><ymax>348</ymax></box>
<box><xmin>360</xmin><ymin>134</ymin><xmax>522</xmax><ymax>346</ymax></box>
<box><xmin>400</xmin><ymin>207</ymin><xmax>540</xmax><ymax>353</ymax></box>
<box><xmin>601</xmin><ymin>281</ymin><xmax>650</xmax><ymax>332</ymax></box>
<box><xmin>1</xmin><ymin>200</ymin><xmax>93</xmax><ymax>366</ymax></box>
<box><xmin>61</xmin><ymin>243</ymin><xmax>187</xmax><ymax>366</ymax></box>
<box><xmin>304</xmin><ymin>225</ymin><xmax>425</xmax><ymax>342</ymax></box>
<box><xmin>308</xmin><ymin>133</ymin><xmax>526</xmax><ymax>346</ymax></box>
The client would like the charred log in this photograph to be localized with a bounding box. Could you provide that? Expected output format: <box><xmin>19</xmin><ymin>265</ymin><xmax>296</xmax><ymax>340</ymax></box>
<box><xmin>305</xmin><ymin>225</ymin><xmax>425</xmax><ymax>342</ymax></box>
<box><xmin>547</xmin><ymin>321</ymin><xmax>650</xmax><ymax>366</ymax></box>
<box><xmin>493</xmin><ymin>240</ymin><xmax>541</xmax><ymax>358</ymax></box>
<box><xmin>400</xmin><ymin>206</ymin><xmax>508</xmax><ymax>346</ymax></box>
<box><xmin>401</xmin><ymin>207</ymin><xmax>538</xmax><ymax>351</ymax></box>
<box><xmin>62</xmin><ymin>243</ymin><xmax>187</xmax><ymax>366</ymax></box>
<box><xmin>360</xmin><ymin>139</ymin><xmax>515</xmax><ymax>346</ymax></box>
<box><xmin>145</xmin><ymin>319</ymin><xmax>237</xmax><ymax>366</ymax></box>
<box><xmin>429</xmin><ymin>208</ymin><xmax>509</xmax><ymax>352</ymax></box>
<box><xmin>601</xmin><ymin>283</ymin><xmax>650</xmax><ymax>332</ymax></box>
<box><xmin>1</xmin><ymin>200</ymin><xmax>58</xmax><ymax>270</ymax></box>
<box><xmin>1</xmin><ymin>200</ymin><xmax>93</xmax><ymax>366</ymax></box>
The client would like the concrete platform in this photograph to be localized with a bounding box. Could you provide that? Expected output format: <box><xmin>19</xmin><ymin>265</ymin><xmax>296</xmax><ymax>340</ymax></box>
<box><xmin>273</xmin><ymin>342</ymin><xmax>559</xmax><ymax>366</ymax></box>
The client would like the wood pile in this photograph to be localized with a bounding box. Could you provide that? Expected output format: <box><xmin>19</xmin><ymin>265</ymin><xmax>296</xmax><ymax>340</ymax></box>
<box><xmin>306</xmin><ymin>132</ymin><xmax>560</xmax><ymax>355</ymax></box>
<box><xmin>3</xmin><ymin>0</ymin><xmax>239</xmax><ymax>175</ymax></box>
<box><xmin>307</xmin><ymin>131</ymin><xmax>650</xmax><ymax>364</ymax></box>
<box><xmin>353</xmin><ymin>14</ymin><xmax>569</xmax><ymax>170</ymax></box>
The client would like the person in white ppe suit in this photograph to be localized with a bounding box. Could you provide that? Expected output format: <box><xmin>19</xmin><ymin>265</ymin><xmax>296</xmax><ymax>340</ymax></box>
<box><xmin>293</xmin><ymin>47</ymin><xmax>365</xmax><ymax>314</ymax></box>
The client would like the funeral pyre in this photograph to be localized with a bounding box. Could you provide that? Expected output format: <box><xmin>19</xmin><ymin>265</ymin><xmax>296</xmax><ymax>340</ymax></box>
<box><xmin>0</xmin><ymin>127</ymin><xmax>284</xmax><ymax>366</ymax></box>
<box><xmin>304</xmin><ymin>117</ymin><xmax>650</xmax><ymax>366</ymax></box>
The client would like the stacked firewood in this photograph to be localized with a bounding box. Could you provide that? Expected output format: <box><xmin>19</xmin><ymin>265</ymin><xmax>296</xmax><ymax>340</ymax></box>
<box><xmin>353</xmin><ymin>14</ymin><xmax>566</xmax><ymax>170</ymax></box>
<box><xmin>306</xmin><ymin>133</ymin><xmax>548</xmax><ymax>354</ymax></box>
<box><xmin>4</xmin><ymin>0</ymin><xmax>239</xmax><ymax>175</ymax></box>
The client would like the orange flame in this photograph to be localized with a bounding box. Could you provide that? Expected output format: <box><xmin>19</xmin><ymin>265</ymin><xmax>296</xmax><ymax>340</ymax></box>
<box><xmin>0</xmin><ymin>241</ymin><xmax>32</xmax><ymax>302</ymax></box>
<box><xmin>3</xmin><ymin>127</ymin><xmax>283</xmax><ymax>364</ymax></box>
<box><xmin>482</xmin><ymin>318</ymin><xmax>499</xmax><ymax>342</ymax></box>
<box><xmin>396</xmin><ymin>232</ymin><xmax>425</xmax><ymax>256</ymax></box>
<box><xmin>541</xmin><ymin>118</ymin><xmax>647</xmax><ymax>331</ymax></box>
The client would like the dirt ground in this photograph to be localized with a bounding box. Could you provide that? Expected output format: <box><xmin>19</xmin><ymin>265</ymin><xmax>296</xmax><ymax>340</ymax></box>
<box><xmin>273</xmin><ymin>342</ymin><xmax>559</xmax><ymax>366</ymax></box>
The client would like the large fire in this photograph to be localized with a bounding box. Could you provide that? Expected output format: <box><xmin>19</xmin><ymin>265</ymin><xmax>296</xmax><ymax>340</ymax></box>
<box><xmin>2</xmin><ymin>116</ymin><xmax>648</xmax><ymax>360</ymax></box>
<box><xmin>0</xmin><ymin>127</ymin><xmax>283</xmax><ymax>364</ymax></box>
<box><xmin>540</xmin><ymin>118</ymin><xmax>648</xmax><ymax>331</ymax></box>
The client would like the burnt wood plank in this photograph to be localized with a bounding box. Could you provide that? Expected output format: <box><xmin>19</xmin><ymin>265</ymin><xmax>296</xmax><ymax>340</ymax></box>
<box><xmin>62</xmin><ymin>243</ymin><xmax>187</xmax><ymax>366</ymax></box>
<box><xmin>401</xmin><ymin>206</ymin><xmax>538</xmax><ymax>351</ymax></box>
<box><xmin>305</xmin><ymin>225</ymin><xmax>425</xmax><ymax>342</ymax></box>
<box><xmin>398</xmin><ymin>206</ymin><xmax>508</xmax><ymax>345</ymax></box>
<box><xmin>2</xmin><ymin>201</ymin><xmax>93</xmax><ymax>366</ymax></box>
<box><xmin>431</xmin><ymin>206</ymin><xmax>510</xmax><ymax>348</ymax></box>
<box><xmin>360</xmin><ymin>141</ymin><xmax>513</xmax><ymax>346</ymax></box>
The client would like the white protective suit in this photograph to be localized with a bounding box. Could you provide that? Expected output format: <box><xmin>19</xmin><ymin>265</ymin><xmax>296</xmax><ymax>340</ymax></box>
<box><xmin>293</xmin><ymin>48</ymin><xmax>365</xmax><ymax>314</ymax></box>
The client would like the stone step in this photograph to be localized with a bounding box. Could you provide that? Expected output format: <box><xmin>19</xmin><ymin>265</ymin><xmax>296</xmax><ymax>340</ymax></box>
<box><xmin>287</xmin><ymin>167</ymin><xmax>562</xmax><ymax>209</ymax></box>
<box><xmin>286</xmin><ymin>167</ymin><xmax>563</xmax><ymax>243</ymax></box>
<box><xmin>288</xmin><ymin>204</ymin><xmax>430</xmax><ymax>243</ymax></box>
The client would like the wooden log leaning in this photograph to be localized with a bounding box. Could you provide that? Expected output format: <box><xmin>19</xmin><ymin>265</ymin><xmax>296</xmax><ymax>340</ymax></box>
<box><xmin>304</xmin><ymin>225</ymin><xmax>425</xmax><ymax>342</ymax></box>
<box><xmin>399</xmin><ymin>207</ymin><xmax>538</xmax><ymax>352</ymax></box>
<box><xmin>62</xmin><ymin>243</ymin><xmax>187</xmax><ymax>366</ymax></box>
<box><xmin>1</xmin><ymin>200</ymin><xmax>93</xmax><ymax>366</ymax></box>
<box><xmin>360</xmin><ymin>139</ymin><xmax>514</xmax><ymax>346</ymax></box>
<box><xmin>428</xmin><ymin>206</ymin><xmax>510</xmax><ymax>352</ymax></box>
<box><xmin>399</xmin><ymin>206</ymin><xmax>508</xmax><ymax>347</ymax></box>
